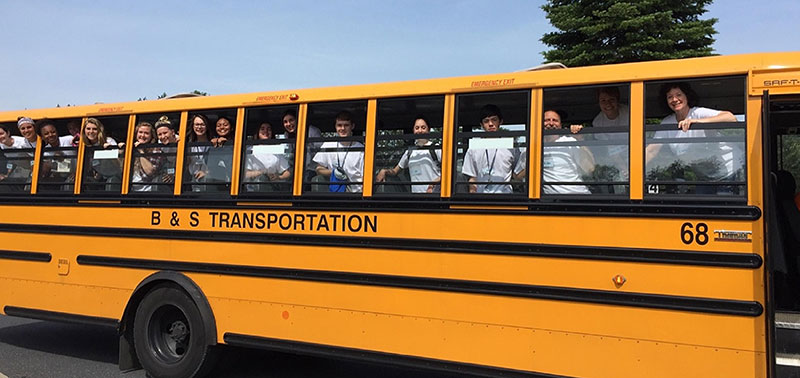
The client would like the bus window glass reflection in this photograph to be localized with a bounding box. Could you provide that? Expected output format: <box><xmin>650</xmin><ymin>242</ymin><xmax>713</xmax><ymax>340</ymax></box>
<box><xmin>240</xmin><ymin>105</ymin><xmax>298</xmax><ymax>196</ymax></box>
<box><xmin>542</xmin><ymin>84</ymin><xmax>630</xmax><ymax>196</ymax></box>
<box><xmin>454</xmin><ymin>91</ymin><xmax>529</xmax><ymax>196</ymax></box>
<box><xmin>304</xmin><ymin>101</ymin><xmax>367</xmax><ymax>194</ymax></box>
<box><xmin>374</xmin><ymin>96</ymin><xmax>445</xmax><ymax>195</ymax></box>
<box><xmin>81</xmin><ymin>116</ymin><xmax>126</xmax><ymax>195</ymax></box>
<box><xmin>182</xmin><ymin>110</ymin><xmax>237</xmax><ymax>195</ymax></box>
<box><xmin>644</xmin><ymin>77</ymin><xmax>746</xmax><ymax>198</ymax></box>
<box><xmin>35</xmin><ymin>118</ymin><xmax>80</xmax><ymax>194</ymax></box>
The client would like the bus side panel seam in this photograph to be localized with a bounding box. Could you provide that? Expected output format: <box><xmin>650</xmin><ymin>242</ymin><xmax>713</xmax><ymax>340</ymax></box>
<box><xmin>3</xmin><ymin>306</ymin><xmax>119</xmax><ymax>328</ymax></box>
<box><xmin>76</xmin><ymin>255</ymin><xmax>764</xmax><ymax>317</ymax></box>
<box><xmin>0</xmin><ymin>250</ymin><xmax>52</xmax><ymax>263</ymax></box>
<box><xmin>0</xmin><ymin>223</ymin><xmax>761</xmax><ymax>269</ymax></box>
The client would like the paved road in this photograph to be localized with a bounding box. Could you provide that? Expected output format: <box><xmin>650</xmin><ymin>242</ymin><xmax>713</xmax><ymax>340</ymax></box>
<box><xmin>0</xmin><ymin>315</ymin><xmax>460</xmax><ymax>378</ymax></box>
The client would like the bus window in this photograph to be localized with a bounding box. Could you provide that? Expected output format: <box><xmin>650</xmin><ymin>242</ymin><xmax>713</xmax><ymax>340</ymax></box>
<box><xmin>81</xmin><ymin>116</ymin><xmax>128</xmax><ymax>195</ymax></box>
<box><xmin>304</xmin><ymin>101</ymin><xmax>367</xmax><ymax>194</ymax></box>
<box><xmin>128</xmin><ymin>113</ymin><xmax>180</xmax><ymax>194</ymax></box>
<box><xmin>182</xmin><ymin>109</ymin><xmax>238</xmax><ymax>195</ymax></box>
<box><xmin>0</xmin><ymin>119</ymin><xmax>37</xmax><ymax>194</ymax></box>
<box><xmin>454</xmin><ymin>91</ymin><xmax>528</xmax><ymax>196</ymax></box>
<box><xmin>239</xmin><ymin>105</ymin><xmax>298</xmax><ymax>196</ymax></box>
<box><xmin>36</xmin><ymin>118</ymin><xmax>81</xmax><ymax>194</ymax></box>
<box><xmin>644</xmin><ymin>76</ymin><xmax>746</xmax><ymax>199</ymax></box>
<box><xmin>779</xmin><ymin>133</ymin><xmax>800</xmax><ymax>194</ymax></box>
<box><xmin>374</xmin><ymin>96</ymin><xmax>444</xmax><ymax>195</ymax></box>
<box><xmin>542</xmin><ymin>84</ymin><xmax>630</xmax><ymax>196</ymax></box>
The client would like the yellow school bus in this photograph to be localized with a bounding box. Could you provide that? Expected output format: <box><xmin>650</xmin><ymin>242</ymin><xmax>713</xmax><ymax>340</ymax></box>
<box><xmin>0</xmin><ymin>52</ymin><xmax>799</xmax><ymax>378</ymax></box>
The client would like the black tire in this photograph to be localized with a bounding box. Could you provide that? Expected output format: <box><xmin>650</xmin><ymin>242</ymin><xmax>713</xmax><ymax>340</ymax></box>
<box><xmin>133</xmin><ymin>284</ymin><xmax>218</xmax><ymax>378</ymax></box>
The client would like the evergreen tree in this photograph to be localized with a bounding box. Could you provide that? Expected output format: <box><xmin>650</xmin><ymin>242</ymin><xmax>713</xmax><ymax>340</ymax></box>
<box><xmin>541</xmin><ymin>0</ymin><xmax>718</xmax><ymax>66</ymax></box>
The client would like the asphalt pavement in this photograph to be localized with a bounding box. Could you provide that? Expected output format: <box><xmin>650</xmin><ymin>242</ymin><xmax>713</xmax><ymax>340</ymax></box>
<box><xmin>0</xmin><ymin>315</ymin><xmax>461</xmax><ymax>378</ymax></box>
<box><xmin>0</xmin><ymin>315</ymin><xmax>142</xmax><ymax>378</ymax></box>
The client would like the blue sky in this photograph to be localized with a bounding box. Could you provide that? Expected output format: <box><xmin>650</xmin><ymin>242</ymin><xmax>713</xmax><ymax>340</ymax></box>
<box><xmin>1</xmin><ymin>0</ymin><xmax>798</xmax><ymax>111</ymax></box>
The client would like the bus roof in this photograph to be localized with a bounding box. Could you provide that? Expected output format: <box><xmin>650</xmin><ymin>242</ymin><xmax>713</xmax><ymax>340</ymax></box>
<box><xmin>2</xmin><ymin>52</ymin><xmax>799</xmax><ymax>122</ymax></box>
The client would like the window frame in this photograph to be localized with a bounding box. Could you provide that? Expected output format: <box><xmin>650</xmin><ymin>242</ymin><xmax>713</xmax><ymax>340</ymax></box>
<box><xmin>642</xmin><ymin>75</ymin><xmax>748</xmax><ymax>203</ymax></box>
<box><xmin>452</xmin><ymin>90</ymin><xmax>531</xmax><ymax>199</ymax></box>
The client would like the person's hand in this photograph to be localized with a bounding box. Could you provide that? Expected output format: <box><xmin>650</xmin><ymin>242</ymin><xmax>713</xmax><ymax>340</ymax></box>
<box><xmin>162</xmin><ymin>174</ymin><xmax>174</xmax><ymax>183</ymax></box>
<box><xmin>375</xmin><ymin>169</ymin><xmax>386</xmax><ymax>182</ymax></box>
<box><xmin>677</xmin><ymin>118</ymin><xmax>694</xmax><ymax>132</ymax></box>
<box><xmin>267</xmin><ymin>172</ymin><xmax>278</xmax><ymax>181</ymax></box>
<box><xmin>426</xmin><ymin>185</ymin><xmax>433</xmax><ymax>193</ymax></box>
<box><xmin>469</xmin><ymin>183</ymin><xmax>477</xmax><ymax>193</ymax></box>
<box><xmin>570</xmin><ymin>124</ymin><xmax>583</xmax><ymax>134</ymax></box>
<box><xmin>194</xmin><ymin>170</ymin><xmax>206</xmax><ymax>179</ymax></box>
<box><xmin>212</xmin><ymin>137</ymin><xmax>227</xmax><ymax>147</ymax></box>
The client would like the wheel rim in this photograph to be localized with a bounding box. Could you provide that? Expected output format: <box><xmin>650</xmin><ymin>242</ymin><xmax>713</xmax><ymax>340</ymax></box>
<box><xmin>148</xmin><ymin>305</ymin><xmax>191</xmax><ymax>363</ymax></box>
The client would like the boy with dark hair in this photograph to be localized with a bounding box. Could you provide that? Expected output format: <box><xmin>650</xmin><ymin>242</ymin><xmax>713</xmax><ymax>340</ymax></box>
<box><xmin>312</xmin><ymin>110</ymin><xmax>364</xmax><ymax>192</ymax></box>
<box><xmin>461</xmin><ymin>104</ymin><xmax>524</xmax><ymax>194</ymax></box>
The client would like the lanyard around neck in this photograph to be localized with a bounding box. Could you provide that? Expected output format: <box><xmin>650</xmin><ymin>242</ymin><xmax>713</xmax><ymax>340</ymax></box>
<box><xmin>485</xmin><ymin>149</ymin><xmax>498</xmax><ymax>177</ymax></box>
<box><xmin>336</xmin><ymin>142</ymin><xmax>350</xmax><ymax>168</ymax></box>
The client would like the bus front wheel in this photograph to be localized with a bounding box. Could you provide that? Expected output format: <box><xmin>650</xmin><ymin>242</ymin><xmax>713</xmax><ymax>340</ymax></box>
<box><xmin>133</xmin><ymin>284</ymin><xmax>217</xmax><ymax>378</ymax></box>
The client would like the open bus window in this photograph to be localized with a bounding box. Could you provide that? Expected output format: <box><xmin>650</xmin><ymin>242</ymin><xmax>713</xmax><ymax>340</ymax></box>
<box><xmin>454</xmin><ymin>91</ymin><xmax>528</xmax><ymax>196</ymax></box>
<box><xmin>374</xmin><ymin>96</ymin><xmax>444</xmax><ymax>195</ymax></box>
<box><xmin>81</xmin><ymin>116</ymin><xmax>128</xmax><ymax>195</ymax></box>
<box><xmin>239</xmin><ymin>105</ymin><xmax>298</xmax><ymax>196</ymax></box>
<box><xmin>304</xmin><ymin>100</ymin><xmax>367</xmax><ymax>194</ymax></box>
<box><xmin>36</xmin><ymin>118</ymin><xmax>81</xmax><ymax>194</ymax></box>
<box><xmin>644</xmin><ymin>76</ymin><xmax>746</xmax><ymax>199</ymax></box>
<box><xmin>542</xmin><ymin>84</ymin><xmax>630</xmax><ymax>196</ymax></box>
<box><xmin>182</xmin><ymin>109</ymin><xmax>238</xmax><ymax>195</ymax></box>
<box><xmin>779</xmin><ymin>132</ymin><xmax>800</xmax><ymax>193</ymax></box>
<box><xmin>128</xmin><ymin>113</ymin><xmax>180</xmax><ymax>194</ymax></box>
<box><xmin>0</xmin><ymin>120</ymin><xmax>37</xmax><ymax>194</ymax></box>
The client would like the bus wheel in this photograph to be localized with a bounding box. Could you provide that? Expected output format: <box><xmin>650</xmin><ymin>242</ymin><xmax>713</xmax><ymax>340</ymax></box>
<box><xmin>133</xmin><ymin>284</ymin><xmax>217</xmax><ymax>378</ymax></box>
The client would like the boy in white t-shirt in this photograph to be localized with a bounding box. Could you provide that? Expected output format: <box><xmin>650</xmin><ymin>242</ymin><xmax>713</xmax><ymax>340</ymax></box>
<box><xmin>313</xmin><ymin>111</ymin><xmax>364</xmax><ymax>193</ymax></box>
<box><xmin>461</xmin><ymin>104</ymin><xmax>525</xmax><ymax>194</ymax></box>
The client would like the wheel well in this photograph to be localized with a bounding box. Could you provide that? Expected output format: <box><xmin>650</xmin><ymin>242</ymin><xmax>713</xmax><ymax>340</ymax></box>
<box><xmin>118</xmin><ymin>271</ymin><xmax>218</xmax><ymax>371</ymax></box>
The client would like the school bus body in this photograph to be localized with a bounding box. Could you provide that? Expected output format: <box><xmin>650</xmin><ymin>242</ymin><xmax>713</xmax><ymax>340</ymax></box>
<box><xmin>0</xmin><ymin>203</ymin><xmax>766</xmax><ymax>377</ymax></box>
<box><xmin>1</xmin><ymin>52</ymin><xmax>800</xmax><ymax>377</ymax></box>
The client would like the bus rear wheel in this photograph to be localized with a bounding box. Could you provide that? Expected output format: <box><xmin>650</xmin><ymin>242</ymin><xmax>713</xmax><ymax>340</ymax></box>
<box><xmin>133</xmin><ymin>284</ymin><xmax>217</xmax><ymax>378</ymax></box>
